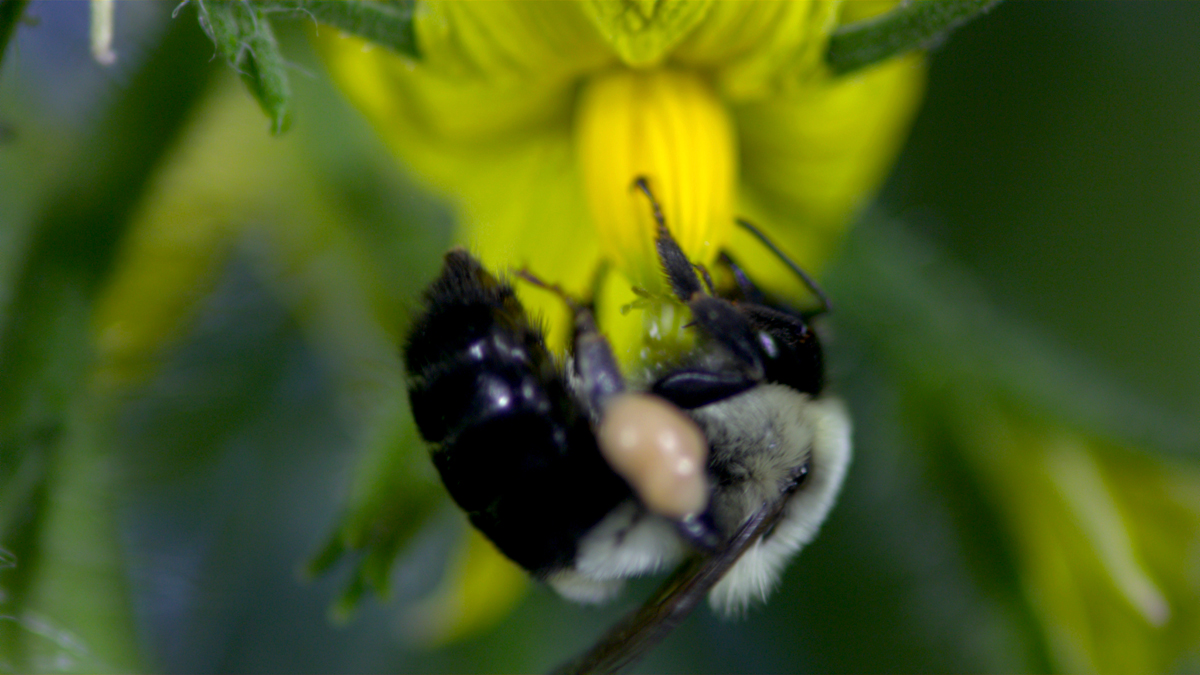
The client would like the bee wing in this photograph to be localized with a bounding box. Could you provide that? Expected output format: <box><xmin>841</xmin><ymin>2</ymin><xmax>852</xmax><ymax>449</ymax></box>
<box><xmin>550</xmin><ymin>497</ymin><xmax>788</xmax><ymax>675</ymax></box>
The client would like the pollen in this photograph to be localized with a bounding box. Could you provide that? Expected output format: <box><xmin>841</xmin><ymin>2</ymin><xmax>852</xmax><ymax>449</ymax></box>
<box><xmin>598</xmin><ymin>393</ymin><xmax>709</xmax><ymax>519</ymax></box>
<box><xmin>574</xmin><ymin>68</ymin><xmax>736</xmax><ymax>293</ymax></box>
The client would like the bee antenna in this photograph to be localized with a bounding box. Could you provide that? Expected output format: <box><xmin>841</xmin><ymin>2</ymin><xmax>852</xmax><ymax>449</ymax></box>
<box><xmin>717</xmin><ymin>252</ymin><xmax>765</xmax><ymax>304</ymax></box>
<box><xmin>734</xmin><ymin>218</ymin><xmax>832</xmax><ymax>315</ymax></box>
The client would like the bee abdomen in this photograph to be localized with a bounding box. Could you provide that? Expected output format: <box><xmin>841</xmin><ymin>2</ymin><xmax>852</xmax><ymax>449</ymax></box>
<box><xmin>403</xmin><ymin>250</ymin><xmax>630</xmax><ymax>573</ymax></box>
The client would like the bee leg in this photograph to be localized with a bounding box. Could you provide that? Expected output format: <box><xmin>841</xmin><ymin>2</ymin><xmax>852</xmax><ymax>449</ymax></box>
<box><xmin>631</xmin><ymin>177</ymin><xmax>707</xmax><ymax>302</ymax></box>
<box><xmin>677</xmin><ymin>511</ymin><xmax>721</xmax><ymax>551</ymax></box>
<box><xmin>630</xmin><ymin>178</ymin><xmax>767</xmax><ymax>383</ymax></box>
<box><xmin>518</xmin><ymin>261</ymin><xmax>724</xmax><ymax>550</ymax></box>
<box><xmin>651</xmin><ymin>369</ymin><xmax>757</xmax><ymax>410</ymax></box>
<box><xmin>569</xmin><ymin>307</ymin><xmax>628</xmax><ymax>416</ymax></box>
<box><xmin>516</xmin><ymin>269</ymin><xmax>627</xmax><ymax>417</ymax></box>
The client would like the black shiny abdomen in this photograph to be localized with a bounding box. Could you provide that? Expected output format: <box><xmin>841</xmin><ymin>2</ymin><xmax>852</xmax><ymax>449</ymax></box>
<box><xmin>403</xmin><ymin>250</ymin><xmax>630</xmax><ymax>573</ymax></box>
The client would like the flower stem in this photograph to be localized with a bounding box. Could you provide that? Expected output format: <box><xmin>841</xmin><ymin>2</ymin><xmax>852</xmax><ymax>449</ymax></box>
<box><xmin>826</xmin><ymin>0</ymin><xmax>1002</xmax><ymax>75</ymax></box>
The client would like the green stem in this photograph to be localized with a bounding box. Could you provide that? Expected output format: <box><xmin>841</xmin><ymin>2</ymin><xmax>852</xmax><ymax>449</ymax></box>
<box><xmin>0</xmin><ymin>0</ymin><xmax>29</xmax><ymax>72</ymax></box>
<box><xmin>826</xmin><ymin>0</ymin><xmax>1002</xmax><ymax>74</ymax></box>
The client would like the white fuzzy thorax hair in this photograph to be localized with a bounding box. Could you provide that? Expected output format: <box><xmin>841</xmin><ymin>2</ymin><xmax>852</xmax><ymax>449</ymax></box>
<box><xmin>546</xmin><ymin>387</ymin><xmax>852</xmax><ymax>614</ymax></box>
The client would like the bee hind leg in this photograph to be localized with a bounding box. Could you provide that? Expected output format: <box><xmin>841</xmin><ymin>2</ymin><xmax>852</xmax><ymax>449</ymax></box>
<box><xmin>516</xmin><ymin>269</ymin><xmax>627</xmax><ymax>417</ymax></box>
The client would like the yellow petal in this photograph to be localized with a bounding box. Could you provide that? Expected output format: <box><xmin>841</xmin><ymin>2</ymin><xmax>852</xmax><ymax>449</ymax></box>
<box><xmin>674</xmin><ymin>0</ymin><xmax>842</xmax><ymax>100</ymax></box>
<box><xmin>417</xmin><ymin>1</ymin><xmax>612</xmax><ymax>81</ymax></box>
<box><xmin>317</xmin><ymin>27</ymin><xmax>604</xmax><ymax>353</ymax></box>
<box><xmin>454</xmin><ymin>131</ymin><xmax>604</xmax><ymax>354</ymax></box>
<box><xmin>727</xmin><ymin>54</ymin><xmax>926</xmax><ymax>300</ymax></box>
<box><xmin>316</xmin><ymin>29</ymin><xmax>575</xmax><ymax>152</ymax></box>
<box><xmin>573</xmin><ymin>68</ymin><xmax>735</xmax><ymax>367</ymax></box>
<box><xmin>92</xmin><ymin>81</ymin><xmax>316</xmax><ymax>389</ymax></box>
<box><xmin>1045</xmin><ymin>441</ymin><xmax>1169</xmax><ymax>628</ymax></box>
<box><xmin>838</xmin><ymin>0</ymin><xmax>902</xmax><ymax>24</ymax></box>
<box><xmin>575</xmin><ymin>68</ymin><xmax>735</xmax><ymax>291</ymax></box>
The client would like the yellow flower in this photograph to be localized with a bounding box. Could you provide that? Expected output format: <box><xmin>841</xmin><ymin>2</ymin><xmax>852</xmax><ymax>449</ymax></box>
<box><xmin>313</xmin><ymin>0</ymin><xmax>925</xmax><ymax>642</ymax></box>
<box><xmin>317</xmin><ymin>0</ymin><xmax>924</xmax><ymax>361</ymax></box>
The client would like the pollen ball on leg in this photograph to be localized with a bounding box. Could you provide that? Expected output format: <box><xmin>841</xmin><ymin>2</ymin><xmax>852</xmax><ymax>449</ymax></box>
<box><xmin>597</xmin><ymin>393</ymin><xmax>710</xmax><ymax>520</ymax></box>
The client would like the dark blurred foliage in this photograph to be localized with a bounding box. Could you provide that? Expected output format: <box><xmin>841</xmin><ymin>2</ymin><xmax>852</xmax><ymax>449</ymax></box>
<box><xmin>1</xmin><ymin>2</ymin><xmax>1198</xmax><ymax>673</ymax></box>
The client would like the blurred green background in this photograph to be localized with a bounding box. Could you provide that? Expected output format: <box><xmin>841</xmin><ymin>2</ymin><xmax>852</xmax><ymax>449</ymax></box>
<box><xmin>1</xmin><ymin>1</ymin><xmax>1198</xmax><ymax>673</ymax></box>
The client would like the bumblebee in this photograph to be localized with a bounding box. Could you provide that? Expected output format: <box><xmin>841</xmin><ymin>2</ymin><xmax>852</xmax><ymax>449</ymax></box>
<box><xmin>403</xmin><ymin>181</ymin><xmax>851</xmax><ymax>615</ymax></box>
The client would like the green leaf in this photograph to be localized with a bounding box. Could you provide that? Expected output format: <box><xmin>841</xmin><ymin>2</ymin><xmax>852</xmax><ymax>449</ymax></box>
<box><xmin>187</xmin><ymin>1</ymin><xmax>421</xmax><ymax>135</ymax></box>
<box><xmin>261</xmin><ymin>0</ymin><xmax>419</xmax><ymax>59</ymax></box>
<box><xmin>195</xmin><ymin>0</ymin><xmax>293</xmax><ymax>134</ymax></box>
<box><xmin>826</xmin><ymin>0</ymin><xmax>1002</xmax><ymax>75</ymax></box>
<box><xmin>304</xmin><ymin>396</ymin><xmax>443</xmax><ymax>621</ymax></box>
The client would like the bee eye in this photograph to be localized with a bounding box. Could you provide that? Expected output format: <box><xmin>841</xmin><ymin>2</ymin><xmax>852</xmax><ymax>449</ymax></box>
<box><xmin>597</xmin><ymin>393</ymin><xmax>710</xmax><ymax>519</ymax></box>
<box><xmin>757</xmin><ymin>332</ymin><xmax>779</xmax><ymax>359</ymax></box>
<box><xmin>790</xmin><ymin>462</ymin><xmax>811</xmax><ymax>491</ymax></box>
